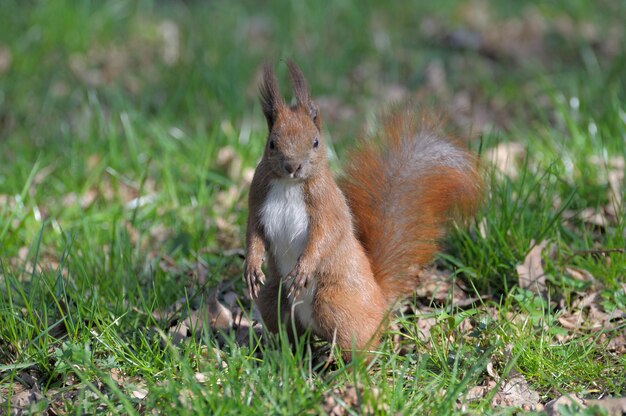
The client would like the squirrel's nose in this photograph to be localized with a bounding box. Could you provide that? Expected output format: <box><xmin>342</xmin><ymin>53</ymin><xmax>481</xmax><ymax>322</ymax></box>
<box><xmin>284</xmin><ymin>163</ymin><xmax>302</xmax><ymax>175</ymax></box>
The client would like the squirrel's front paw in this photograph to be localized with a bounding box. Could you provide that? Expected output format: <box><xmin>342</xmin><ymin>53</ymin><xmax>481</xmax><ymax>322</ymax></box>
<box><xmin>244</xmin><ymin>263</ymin><xmax>266</xmax><ymax>299</ymax></box>
<box><xmin>286</xmin><ymin>265</ymin><xmax>310</xmax><ymax>302</ymax></box>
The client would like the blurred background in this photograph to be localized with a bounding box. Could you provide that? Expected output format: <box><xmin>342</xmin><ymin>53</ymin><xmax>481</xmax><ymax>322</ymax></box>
<box><xmin>0</xmin><ymin>0</ymin><xmax>624</xmax><ymax>292</ymax></box>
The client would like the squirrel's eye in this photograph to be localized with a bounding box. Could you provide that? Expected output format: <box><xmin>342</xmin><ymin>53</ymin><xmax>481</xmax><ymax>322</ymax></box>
<box><xmin>269</xmin><ymin>140</ymin><xmax>275</xmax><ymax>150</ymax></box>
<box><xmin>313</xmin><ymin>138</ymin><xmax>319</xmax><ymax>148</ymax></box>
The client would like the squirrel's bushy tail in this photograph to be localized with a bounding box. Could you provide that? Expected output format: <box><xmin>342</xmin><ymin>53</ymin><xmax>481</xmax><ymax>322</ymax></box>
<box><xmin>341</xmin><ymin>109</ymin><xmax>482</xmax><ymax>304</ymax></box>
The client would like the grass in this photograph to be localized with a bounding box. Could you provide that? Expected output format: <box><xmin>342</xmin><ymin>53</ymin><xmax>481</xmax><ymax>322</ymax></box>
<box><xmin>1</xmin><ymin>0</ymin><xmax>625</xmax><ymax>414</ymax></box>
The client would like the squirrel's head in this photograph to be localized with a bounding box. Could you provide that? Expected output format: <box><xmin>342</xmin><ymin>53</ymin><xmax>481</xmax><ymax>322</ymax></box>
<box><xmin>259</xmin><ymin>60</ymin><xmax>324</xmax><ymax>181</ymax></box>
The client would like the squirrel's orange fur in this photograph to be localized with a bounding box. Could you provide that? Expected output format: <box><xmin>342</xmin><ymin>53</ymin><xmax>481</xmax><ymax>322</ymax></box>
<box><xmin>244</xmin><ymin>61</ymin><xmax>482</xmax><ymax>355</ymax></box>
<box><xmin>341</xmin><ymin>110</ymin><xmax>482</xmax><ymax>303</ymax></box>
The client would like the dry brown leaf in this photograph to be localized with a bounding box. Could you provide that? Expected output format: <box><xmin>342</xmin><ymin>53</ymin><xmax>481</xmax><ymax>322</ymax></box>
<box><xmin>100</xmin><ymin>172</ymin><xmax>140</xmax><ymax>204</ymax></box>
<box><xmin>578</xmin><ymin>208</ymin><xmax>610</xmax><ymax>228</ymax></box>
<box><xmin>80</xmin><ymin>189</ymin><xmax>98</xmax><ymax>209</ymax></box>
<box><xmin>0</xmin><ymin>44</ymin><xmax>11</xmax><ymax>74</ymax></box>
<box><xmin>149</xmin><ymin>224</ymin><xmax>170</xmax><ymax>244</ymax></box>
<box><xmin>158</xmin><ymin>20</ymin><xmax>180</xmax><ymax>66</ymax></box>
<box><xmin>572</xmin><ymin>291</ymin><xmax>599</xmax><ymax>310</ymax></box>
<box><xmin>242</xmin><ymin>167</ymin><xmax>255</xmax><ymax>186</ymax></box>
<box><xmin>178</xmin><ymin>295</ymin><xmax>234</xmax><ymax>335</ymax></box>
<box><xmin>516</xmin><ymin>240</ymin><xmax>549</xmax><ymax>296</ymax></box>
<box><xmin>18</xmin><ymin>246</ymin><xmax>29</xmax><ymax>261</ymax></box>
<box><xmin>414</xmin><ymin>267</ymin><xmax>469</xmax><ymax>305</ymax></box>
<box><xmin>557</xmin><ymin>313</ymin><xmax>583</xmax><ymax>331</ymax></box>
<box><xmin>214</xmin><ymin>214</ymin><xmax>240</xmax><ymax>249</ymax></box>
<box><xmin>586</xmin><ymin>397</ymin><xmax>626</xmax><ymax>416</ymax></box>
<box><xmin>182</xmin><ymin>260</ymin><xmax>206</xmax><ymax>288</ymax></box>
<box><xmin>32</xmin><ymin>164</ymin><xmax>56</xmax><ymax>187</ymax></box>
<box><xmin>168</xmin><ymin>321</ymin><xmax>191</xmax><ymax>345</ymax></box>
<box><xmin>87</xmin><ymin>154</ymin><xmax>101</xmax><ymax>169</ymax></box>
<box><xmin>110</xmin><ymin>368</ymin><xmax>125</xmax><ymax>385</ymax></box>
<box><xmin>234</xmin><ymin>318</ymin><xmax>263</xmax><ymax>347</ymax></box>
<box><xmin>149</xmin><ymin>281</ymin><xmax>261</xmax><ymax>349</ymax></box>
<box><xmin>68</xmin><ymin>45</ymin><xmax>139</xmax><ymax>89</ymax></box>
<box><xmin>588</xmin><ymin>155</ymin><xmax>625</xmax><ymax>170</ymax></box>
<box><xmin>194</xmin><ymin>373</ymin><xmax>208</xmax><ymax>383</ymax></box>
<box><xmin>588</xmin><ymin>304</ymin><xmax>621</xmax><ymax>329</ymax></box>
<box><xmin>606</xmin><ymin>332</ymin><xmax>626</xmax><ymax>353</ymax></box>
<box><xmin>322</xmin><ymin>384</ymin><xmax>383</xmax><ymax>416</ymax></box>
<box><xmin>415</xmin><ymin>316</ymin><xmax>438</xmax><ymax>343</ymax></box>
<box><xmin>544</xmin><ymin>394</ymin><xmax>585</xmax><ymax>415</ymax></box>
<box><xmin>206</xmin><ymin>292</ymin><xmax>234</xmax><ymax>330</ymax></box>
<box><xmin>485</xmin><ymin>142</ymin><xmax>525</xmax><ymax>178</ymax></box>
<box><xmin>465</xmin><ymin>385</ymin><xmax>489</xmax><ymax>401</ymax></box>
<box><xmin>491</xmin><ymin>374</ymin><xmax>542</xmax><ymax>411</ymax></box>
<box><xmin>62</xmin><ymin>192</ymin><xmax>79</xmax><ymax>207</ymax></box>
<box><xmin>131</xmin><ymin>386</ymin><xmax>148</xmax><ymax>400</ymax></box>
<box><xmin>8</xmin><ymin>386</ymin><xmax>44</xmax><ymax>413</ymax></box>
<box><xmin>606</xmin><ymin>168</ymin><xmax>624</xmax><ymax>219</ymax></box>
<box><xmin>564</xmin><ymin>267</ymin><xmax>597</xmax><ymax>286</ymax></box>
<box><xmin>216</xmin><ymin>146</ymin><xmax>242</xmax><ymax>180</ymax></box>
<box><xmin>486</xmin><ymin>361</ymin><xmax>499</xmax><ymax>379</ymax></box>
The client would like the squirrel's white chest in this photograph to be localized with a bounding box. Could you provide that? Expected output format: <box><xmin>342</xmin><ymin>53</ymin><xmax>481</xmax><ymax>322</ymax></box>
<box><xmin>260</xmin><ymin>180</ymin><xmax>316</xmax><ymax>330</ymax></box>
<box><xmin>260</xmin><ymin>180</ymin><xmax>310</xmax><ymax>277</ymax></box>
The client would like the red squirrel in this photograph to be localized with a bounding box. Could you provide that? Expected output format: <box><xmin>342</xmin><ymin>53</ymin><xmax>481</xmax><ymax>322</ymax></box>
<box><xmin>244</xmin><ymin>60</ymin><xmax>481</xmax><ymax>353</ymax></box>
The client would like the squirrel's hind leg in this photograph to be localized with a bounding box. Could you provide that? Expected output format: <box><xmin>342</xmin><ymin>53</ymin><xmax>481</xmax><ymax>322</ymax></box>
<box><xmin>256</xmin><ymin>276</ymin><xmax>287</xmax><ymax>333</ymax></box>
<box><xmin>256</xmin><ymin>262</ymin><xmax>307</xmax><ymax>342</ymax></box>
<box><xmin>313</xmin><ymin>279</ymin><xmax>387</xmax><ymax>355</ymax></box>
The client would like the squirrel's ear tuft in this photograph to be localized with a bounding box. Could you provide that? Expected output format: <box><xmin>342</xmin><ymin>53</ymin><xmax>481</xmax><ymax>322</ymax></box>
<box><xmin>287</xmin><ymin>59</ymin><xmax>321</xmax><ymax>130</ymax></box>
<box><xmin>259</xmin><ymin>61</ymin><xmax>283</xmax><ymax>130</ymax></box>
